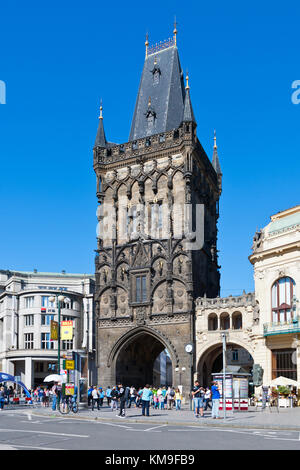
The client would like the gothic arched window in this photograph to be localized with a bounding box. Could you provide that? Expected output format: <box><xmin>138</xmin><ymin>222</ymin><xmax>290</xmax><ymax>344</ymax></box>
<box><xmin>271</xmin><ymin>277</ymin><xmax>296</xmax><ymax>324</ymax></box>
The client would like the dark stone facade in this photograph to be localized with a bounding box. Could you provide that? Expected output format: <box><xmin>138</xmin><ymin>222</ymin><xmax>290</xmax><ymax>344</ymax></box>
<box><xmin>93</xmin><ymin>43</ymin><xmax>222</xmax><ymax>395</ymax></box>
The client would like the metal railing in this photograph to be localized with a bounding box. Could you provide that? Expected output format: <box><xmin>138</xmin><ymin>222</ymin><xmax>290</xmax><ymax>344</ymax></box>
<box><xmin>263</xmin><ymin>317</ymin><xmax>300</xmax><ymax>336</ymax></box>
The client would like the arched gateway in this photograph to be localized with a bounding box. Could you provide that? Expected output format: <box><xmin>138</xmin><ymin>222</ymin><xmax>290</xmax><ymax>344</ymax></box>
<box><xmin>197</xmin><ymin>342</ymin><xmax>254</xmax><ymax>387</ymax></box>
<box><xmin>93</xmin><ymin>34</ymin><xmax>222</xmax><ymax>398</ymax></box>
<box><xmin>107</xmin><ymin>327</ymin><xmax>177</xmax><ymax>387</ymax></box>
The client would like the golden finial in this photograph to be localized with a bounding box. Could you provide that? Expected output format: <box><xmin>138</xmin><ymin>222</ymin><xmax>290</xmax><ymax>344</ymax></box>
<box><xmin>173</xmin><ymin>16</ymin><xmax>177</xmax><ymax>46</ymax></box>
<box><xmin>214</xmin><ymin>129</ymin><xmax>217</xmax><ymax>149</ymax></box>
<box><xmin>185</xmin><ymin>70</ymin><xmax>190</xmax><ymax>90</ymax></box>
<box><xmin>148</xmin><ymin>96</ymin><xmax>151</xmax><ymax>107</ymax></box>
<box><xmin>99</xmin><ymin>99</ymin><xmax>103</xmax><ymax>120</ymax></box>
<box><xmin>145</xmin><ymin>32</ymin><xmax>149</xmax><ymax>58</ymax></box>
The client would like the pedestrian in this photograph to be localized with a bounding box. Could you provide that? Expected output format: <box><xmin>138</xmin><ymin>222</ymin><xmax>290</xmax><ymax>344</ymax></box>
<box><xmin>175</xmin><ymin>388</ymin><xmax>182</xmax><ymax>410</ymax></box>
<box><xmin>0</xmin><ymin>386</ymin><xmax>5</xmax><ymax>411</ymax></box>
<box><xmin>128</xmin><ymin>386</ymin><xmax>137</xmax><ymax>408</ymax></box>
<box><xmin>136</xmin><ymin>388</ymin><xmax>143</xmax><ymax>407</ymax></box>
<box><xmin>110</xmin><ymin>386</ymin><xmax>119</xmax><ymax>411</ymax></box>
<box><xmin>105</xmin><ymin>386</ymin><xmax>112</xmax><ymax>406</ymax></box>
<box><xmin>191</xmin><ymin>380</ymin><xmax>205</xmax><ymax>418</ymax></box>
<box><xmin>211</xmin><ymin>381</ymin><xmax>221</xmax><ymax>419</ymax></box>
<box><xmin>204</xmin><ymin>387</ymin><xmax>212</xmax><ymax>410</ymax></box>
<box><xmin>88</xmin><ymin>385</ymin><xmax>93</xmax><ymax>407</ymax></box>
<box><xmin>124</xmin><ymin>386</ymin><xmax>131</xmax><ymax>408</ymax></box>
<box><xmin>117</xmin><ymin>383</ymin><xmax>126</xmax><ymax>418</ymax></box>
<box><xmin>51</xmin><ymin>382</ymin><xmax>58</xmax><ymax>411</ymax></box>
<box><xmin>141</xmin><ymin>384</ymin><xmax>153</xmax><ymax>417</ymax></box>
<box><xmin>91</xmin><ymin>386</ymin><xmax>100</xmax><ymax>411</ymax></box>
<box><xmin>167</xmin><ymin>387</ymin><xmax>175</xmax><ymax>410</ymax></box>
<box><xmin>153</xmin><ymin>393</ymin><xmax>159</xmax><ymax>409</ymax></box>
<box><xmin>98</xmin><ymin>387</ymin><xmax>105</xmax><ymax>407</ymax></box>
<box><xmin>158</xmin><ymin>388</ymin><xmax>165</xmax><ymax>410</ymax></box>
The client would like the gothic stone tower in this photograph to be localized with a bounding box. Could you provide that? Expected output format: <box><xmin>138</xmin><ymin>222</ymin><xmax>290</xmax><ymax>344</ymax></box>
<box><xmin>93</xmin><ymin>32</ymin><xmax>222</xmax><ymax>393</ymax></box>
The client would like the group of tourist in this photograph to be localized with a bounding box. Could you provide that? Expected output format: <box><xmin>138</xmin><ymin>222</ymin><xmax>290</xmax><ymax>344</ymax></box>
<box><xmin>87</xmin><ymin>381</ymin><xmax>221</xmax><ymax>419</ymax></box>
<box><xmin>191</xmin><ymin>380</ymin><xmax>221</xmax><ymax>419</ymax></box>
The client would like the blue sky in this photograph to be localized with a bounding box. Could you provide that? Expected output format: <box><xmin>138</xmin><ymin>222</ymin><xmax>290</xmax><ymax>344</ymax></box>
<box><xmin>0</xmin><ymin>0</ymin><xmax>299</xmax><ymax>296</ymax></box>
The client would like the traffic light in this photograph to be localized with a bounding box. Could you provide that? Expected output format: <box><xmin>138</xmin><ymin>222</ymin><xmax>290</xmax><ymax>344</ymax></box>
<box><xmin>252</xmin><ymin>364</ymin><xmax>264</xmax><ymax>386</ymax></box>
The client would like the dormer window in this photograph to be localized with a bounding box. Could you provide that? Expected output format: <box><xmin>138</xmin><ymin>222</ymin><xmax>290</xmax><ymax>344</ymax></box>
<box><xmin>145</xmin><ymin>97</ymin><xmax>156</xmax><ymax>134</ymax></box>
<box><xmin>151</xmin><ymin>58</ymin><xmax>161</xmax><ymax>85</ymax></box>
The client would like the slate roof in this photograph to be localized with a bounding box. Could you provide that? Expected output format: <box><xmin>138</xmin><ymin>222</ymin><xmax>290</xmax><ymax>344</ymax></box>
<box><xmin>212</xmin><ymin>143</ymin><xmax>222</xmax><ymax>175</ymax></box>
<box><xmin>94</xmin><ymin>115</ymin><xmax>107</xmax><ymax>148</ymax></box>
<box><xmin>129</xmin><ymin>45</ymin><xmax>188</xmax><ymax>141</ymax></box>
<box><xmin>182</xmin><ymin>87</ymin><xmax>196</xmax><ymax>124</ymax></box>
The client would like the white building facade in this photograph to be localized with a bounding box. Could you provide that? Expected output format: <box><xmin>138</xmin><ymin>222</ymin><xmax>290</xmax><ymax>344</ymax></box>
<box><xmin>195</xmin><ymin>204</ymin><xmax>300</xmax><ymax>390</ymax></box>
<box><xmin>249</xmin><ymin>205</ymin><xmax>300</xmax><ymax>386</ymax></box>
<box><xmin>0</xmin><ymin>270</ymin><xmax>96</xmax><ymax>391</ymax></box>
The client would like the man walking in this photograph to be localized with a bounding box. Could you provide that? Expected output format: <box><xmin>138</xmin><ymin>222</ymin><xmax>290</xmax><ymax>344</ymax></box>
<box><xmin>141</xmin><ymin>384</ymin><xmax>153</xmax><ymax>417</ymax></box>
<box><xmin>211</xmin><ymin>381</ymin><xmax>221</xmax><ymax>419</ymax></box>
<box><xmin>91</xmin><ymin>386</ymin><xmax>100</xmax><ymax>411</ymax></box>
<box><xmin>117</xmin><ymin>383</ymin><xmax>126</xmax><ymax>418</ymax></box>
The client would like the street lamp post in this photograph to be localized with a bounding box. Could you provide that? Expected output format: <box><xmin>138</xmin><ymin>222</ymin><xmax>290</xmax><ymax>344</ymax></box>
<box><xmin>221</xmin><ymin>332</ymin><xmax>227</xmax><ymax>420</ymax></box>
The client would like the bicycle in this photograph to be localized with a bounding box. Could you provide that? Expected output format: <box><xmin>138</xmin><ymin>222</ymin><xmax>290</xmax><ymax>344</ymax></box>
<box><xmin>59</xmin><ymin>396</ymin><xmax>78</xmax><ymax>414</ymax></box>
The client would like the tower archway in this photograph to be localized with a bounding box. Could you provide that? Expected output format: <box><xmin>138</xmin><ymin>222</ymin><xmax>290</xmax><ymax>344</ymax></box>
<box><xmin>109</xmin><ymin>327</ymin><xmax>175</xmax><ymax>388</ymax></box>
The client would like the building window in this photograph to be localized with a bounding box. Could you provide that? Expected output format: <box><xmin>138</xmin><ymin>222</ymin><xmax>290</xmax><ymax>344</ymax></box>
<box><xmin>271</xmin><ymin>277</ymin><xmax>296</xmax><ymax>323</ymax></box>
<box><xmin>62</xmin><ymin>340</ymin><xmax>73</xmax><ymax>350</ymax></box>
<box><xmin>41</xmin><ymin>314</ymin><xmax>54</xmax><ymax>326</ymax></box>
<box><xmin>41</xmin><ymin>332</ymin><xmax>54</xmax><ymax>350</ymax></box>
<box><xmin>24</xmin><ymin>333</ymin><xmax>34</xmax><ymax>349</ymax></box>
<box><xmin>208</xmin><ymin>313</ymin><xmax>218</xmax><ymax>331</ymax></box>
<box><xmin>272</xmin><ymin>349</ymin><xmax>297</xmax><ymax>381</ymax></box>
<box><xmin>34</xmin><ymin>362</ymin><xmax>44</xmax><ymax>373</ymax></box>
<box><xmin>42</xmin><ymin>296</ymin><xmax>55</xmax><ymax>308</ymax></box>
<box><xmin>232</xmin><ymin>312</ymin><xmax>242</xmax><ymax>330</ymax></box>
<box><xmin>136</xmin><ymin>275</ymin><xmax>147</xmax><ymax>303</ymax></box>
<box><xmin>25</xmin><ymin>296</ymin><xmax>34</xmax><ymax>309</ymax></box>
<box><xmin>232</xmin><ymin>349</ymin><xmax>239</xmax><ymax>361</ymax></box>
<box><xmin>24</xmin><ymin>314</ymin><xmax>34</xmax><ymax>326</ymax></box>
<box><xmin>220</xmin><ymin>313</ymin><xmax>230</xmax><ymax>330</ymax></box>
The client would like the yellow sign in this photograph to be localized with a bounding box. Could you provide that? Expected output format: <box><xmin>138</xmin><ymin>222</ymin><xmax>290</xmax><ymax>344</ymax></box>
<box><xmin>61</xmin><ymin>321</ymin><xmax>73</xmax><ymax>340</ymax></box>
<box><xmin>50</xmin><ymin>320</ymin><xmax>58</xmax><ymax>340</ymax></box>
<box><xmin>65</xmin><ymin>360</ymin><xmax>75</xmax><ymax>370</ymax></box>
<box><xmin>65</xmin><ymin>383</ymin><xmax>75</xmax><ymax>395</ymax></box>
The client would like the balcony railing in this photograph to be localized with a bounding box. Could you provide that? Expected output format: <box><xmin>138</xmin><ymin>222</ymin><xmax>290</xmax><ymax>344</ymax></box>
<box><xmin>263</xmin><ymin>317</ymin><xmax>300</xmax><ymax>336</ymax></box>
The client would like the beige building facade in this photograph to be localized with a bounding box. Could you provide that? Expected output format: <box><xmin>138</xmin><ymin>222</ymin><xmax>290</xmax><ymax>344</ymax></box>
<box><xmin>195</xmin><ymin>205</ymin><xmax>300</xmax><ymax>391</ymax></box>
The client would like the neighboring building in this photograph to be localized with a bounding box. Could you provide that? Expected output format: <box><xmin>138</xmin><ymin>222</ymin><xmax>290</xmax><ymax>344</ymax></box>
<box><xmin>195</xmin><ymin>292</ymin><xmax>257</xmax><ymax>386</ymax></box>
<box><xmin>249</xmin><ymin>205</ymin><xmax>300</xmax><ymax>385</ymax></box>
<box><xmin>195</xmin><ymin>204</ymin><xmax>300</xmax><ymax>390</ymax></box>
<box><xmin>93</xmin><ymin>29</ymin><xmax>222</xmax><ymax>394</ymax></box>
<box><xmin>0</xmin><ymin>270</ymin><xmax>96</xmax><ymax>391</ymax></box>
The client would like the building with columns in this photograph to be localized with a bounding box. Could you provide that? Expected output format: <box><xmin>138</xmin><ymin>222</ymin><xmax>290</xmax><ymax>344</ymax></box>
<box><xmin>195</xmin><ymin>204</ymin><xmax>300</xmax><ymax>391</ymax></box>
<box><xmin>0</xmin><ymin>270</ymin><xmax>96</xmax><ymax>390</ymax></box>
<box><xmin>249</xmin><ymin>204</ymin><xmax>300</xmax><ymax>385</ymax></box>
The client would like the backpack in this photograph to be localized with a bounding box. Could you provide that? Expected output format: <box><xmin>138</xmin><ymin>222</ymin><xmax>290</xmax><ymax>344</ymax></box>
<box><xmin>170</xmin><ymin>389</ymin><xmax>175</xmax><ymax>397</ymax></box>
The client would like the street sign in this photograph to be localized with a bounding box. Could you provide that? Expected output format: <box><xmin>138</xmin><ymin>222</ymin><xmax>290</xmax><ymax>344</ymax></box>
<box><xmin>65</xmin><ymin>360</ymin><xmax>75</xmax><ymax>370</ymax></box>
<box><xmin>65</xmin><ymin>383</ymin><xmax>75</xmax><ymax>395</ymax></box>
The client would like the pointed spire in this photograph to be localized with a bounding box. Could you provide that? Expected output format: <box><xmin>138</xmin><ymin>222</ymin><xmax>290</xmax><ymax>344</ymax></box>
<box><xmin>145</xmin><ymin>32</ymin><xmax>149</xmax><ymax>58</ymax></box>
<box><xmin>173</xmin><ymin>17</ymin><xmax>177</xmax><ymax>46</ymax></box>
<box><xmin>94</xmin><ymin>100</ymin><xmax>107</xmax><ymax>148</ymax></box>
<box><xmin>182</xmin><ymin>72</ymin><xmax>196</xmax><ymax>124</ymax></box>
<box><xmin>212</xmin><ymin>130</ymin><xmax>222</xmax><ymax>174</ymax></box>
